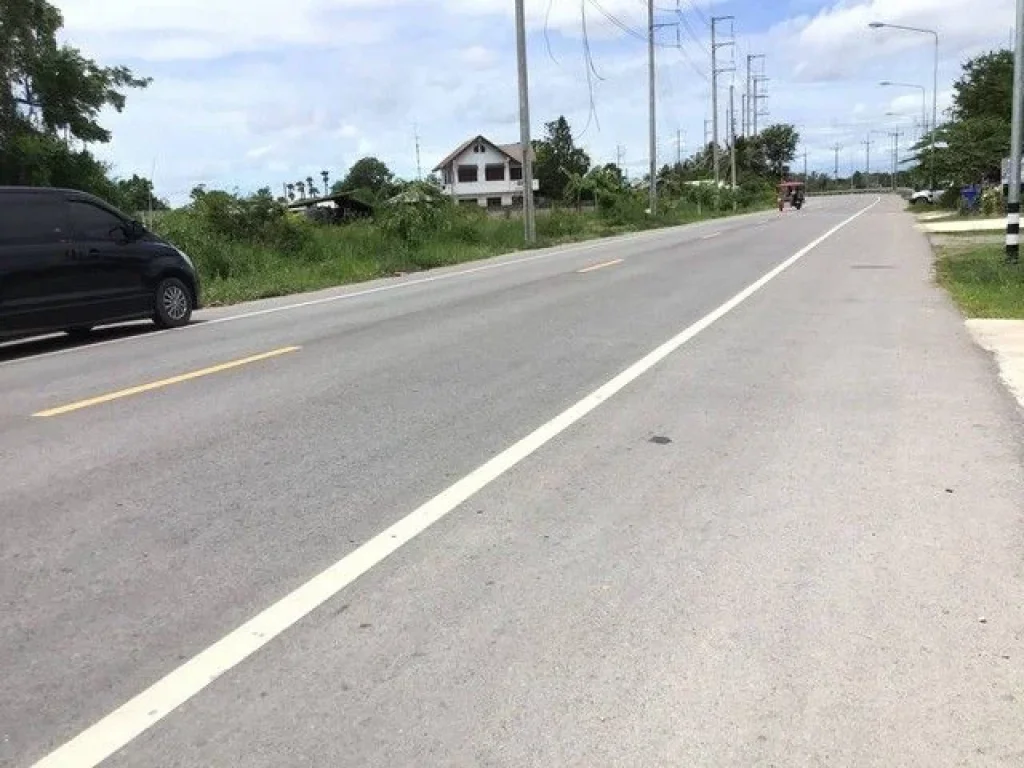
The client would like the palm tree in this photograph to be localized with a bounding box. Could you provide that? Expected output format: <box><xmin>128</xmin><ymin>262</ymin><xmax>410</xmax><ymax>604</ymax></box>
<box><xmin>321</xmin><ymin>170</ymin><xmax>330</xmax><ymax>195</ymax></box>
<box><xmin>296</xmin><ymin>181</ymin><xmax>306</xmax><ymax>199</ymax></box>
<box><xmin>306</xmin><ymin>176</ymin><xmax>316</xmax><ymax>198</ymax></box>
<box><xmin>286</xmin><ymin>183</ymin><xmax>295</xmax><ymax>201</ymax></box>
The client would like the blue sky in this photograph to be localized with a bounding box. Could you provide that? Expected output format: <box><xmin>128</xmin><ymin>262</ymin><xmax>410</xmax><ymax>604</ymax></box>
<box><xmin>57</xmin><ymin>0</ymin><xmax>1014</xmax><ymax>203</ymax></box>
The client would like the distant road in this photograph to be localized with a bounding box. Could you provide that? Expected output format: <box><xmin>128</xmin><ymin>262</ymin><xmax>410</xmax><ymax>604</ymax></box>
<box><xmin>4</xmin><ymin>195</ymin><xmax>1022</xmax><ymax>767</ymax></box>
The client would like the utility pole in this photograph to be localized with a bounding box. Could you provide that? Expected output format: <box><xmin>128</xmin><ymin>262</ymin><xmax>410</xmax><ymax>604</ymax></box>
<box><xmin>1007</xmin><ymin>0</ymin><xmax>1024</xmax><ymax>264</ymax></box>
<box><xmin>802</xmin><ymin>150</ymin><xmax>808</xmax><ymax>181</ymax></box>
<box><xmin>711</xmin><ymin>16</ymin><xmax>735</xmax><ymax>186</ymax></box>
<box><xmin>414</xmin><ymin>124</ymin><xmax>422</xmax><ymax>181</ymax></box>
<box><xmin>862</xmin><ymin>136</ymin><xmax>872</xmax><ymax>188</ymax></box>
<box><xmin>832</xmin><ymin>143</ymin><xmax>841</xmax><ymax>181</ymax></box>
<box><xmin>647</xmin><ymin>0</ymin><xmax>657</xmax><ymax>214</ymax></box>
<box><xmin>514</xmin><ymin>0</ymin><xmax>536</xmax><ymax>244</ymax></box>
<box><xmin>889</xmin><ymin>131</ymin><xmax>903</xmax><ymax>190</ymax></box>
<box><xmin>752</xmin><ymin>75</ymin><xmax>769</xmax><ymax>135</ymax></box>
<box><xmin>676</xmin><ymin>128</ymin><xmax>683</xmax><ymax>167</ymax></box>
<box><xmin>745</xmin><ymin>54</ymin><xmax>763</xmax><ymax>137</ymax></box>
<box><xmin>729</xmin><ymin>83</ymin><xmax>738</xmax><ymax>210</ymax></box>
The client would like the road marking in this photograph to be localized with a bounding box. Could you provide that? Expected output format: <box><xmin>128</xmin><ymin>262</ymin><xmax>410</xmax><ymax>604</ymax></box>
<box><xmin>577</xmin><ymin>258</ymin><xmax>623</xmax><ymax>274</ymax></box>
<box><xmin>0</xmin><ymin>212</ymin><xmax>778</xmax><ymax>370</ymax></box>
<box><xmin>32</xmin><ymin>346</ymin><xmax>300</xmax><ymax>418</ymax></box>
<box><xmin>29</xmin><ymin>197</ymin><xmax>878</xmax><ymax>768</ymax></box>
<box><xmin>702</xmin><ymin>232</ymin><xmax>721</xmax><ymax>240</ymax></box>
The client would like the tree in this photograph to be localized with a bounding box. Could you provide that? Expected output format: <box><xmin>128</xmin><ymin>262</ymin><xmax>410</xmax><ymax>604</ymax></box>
<box><xmin>532</xmin><ymin>116</ymin><xmax>590</xmax><ymax>201</ymax></box>
<box><xmin>922</xmin><ymin>117</ymin><xmax>1009</xmax><ymax>185</ymax></box>
<box><xmin>950</xmin><ymin>49</ymin><xmax>1012</xmax><ymax>122</ymax></box>
<box><xmin>296</xmin><ymin>180</ymin><xmax>306</xmax><ymax>199</ymax></box>
<box><xmin>0</xmin><ymin>0</ymin><xmax>150</xmax><ymax>194</ymax></box>
<box><xmin>115</xmin><ymin>174</ymin><xmax>168</xmax><ymax>213</ymax></box>
<box><xmin>756</xmin><ymin>124</ymin><xmax>800</xmax><ymax>178</ymax></box>
<box><xmin>337</xmin><ymin>156</ymin><xmax>396</xmax><ymax>200</ymax></box>
<box><xmin>912</xmin><ymin>49</ymin><xmax>1012</xmax><ymax>185</ymax></box>
<box><xmin>286</xmin><ymin>183</ymin><xmax>295</xmax><ymax>201</ymax></box>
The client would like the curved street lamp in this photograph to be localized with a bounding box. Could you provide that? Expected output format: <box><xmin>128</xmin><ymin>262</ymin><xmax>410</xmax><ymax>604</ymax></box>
<box><xmin>869</xmin><ymin>22</ymin><xmax>939</xmax><ymax>190</ymax></box>
<box><xmin>879</xmin><ymin>81</ymin><xmax>928</xmax><ymax>142</ymax></box>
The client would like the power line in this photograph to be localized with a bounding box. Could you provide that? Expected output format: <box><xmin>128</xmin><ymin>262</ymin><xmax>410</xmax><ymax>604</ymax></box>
<box><xmin>682</xmin><ymin>0</ymin><xmax>711</xmax><ymax>28</ymax></box>
<box><xmin>589</xmin><ymin>0</ymin><xmax>683</xmax><ymax>48</ymax></box>
<box><xmin>673</xmin><ymin>25</ymin><xmax>710</xmax><ymax>82</ymax></box>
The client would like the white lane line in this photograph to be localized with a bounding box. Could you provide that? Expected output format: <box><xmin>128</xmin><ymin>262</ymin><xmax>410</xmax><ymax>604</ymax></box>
<box><xmin>701</xmin><ymin>232</ymin><xmax>721</xmax><ymax>240</ymax></box>
<box><xmin>0</xmin><ymin>217</ymin><xmax>770</xmax><ymax>370</ymax></box>
<box><xmin>577</xmin><ymin>258</ymin><xmax>624</xmax><ymax>274</ymax></box>
<box><xmin>31</xmin><ymin>197</ymin><xmax>878</xmax><ymax>768</ymax></box>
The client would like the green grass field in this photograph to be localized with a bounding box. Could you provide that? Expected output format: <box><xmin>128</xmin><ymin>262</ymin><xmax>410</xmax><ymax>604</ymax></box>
<box><xmin>935</xmin><ymin>242</ymin><xmax>1024</xmax><ymax>318</ymax></box>
<box><xmin>153</xmin><ymin>199</ymin><xmax>768</xmax><ymax>307</ymax></box>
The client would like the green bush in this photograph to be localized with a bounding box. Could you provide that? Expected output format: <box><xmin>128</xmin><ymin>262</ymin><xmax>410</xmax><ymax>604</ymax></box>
<box><xmin>982</xmin><ymin>186</ymin><xmax>1004</xmax><ymax>217</ymax></box>
<box><xmin>539</xmin><ymin>207</ymin><xmax>589</xmax><ymax>239</ymax></box>
<box><xmin>150</xmin><ymin>183</ymin><xmax>765</xmax><ymax>307</ymax></box>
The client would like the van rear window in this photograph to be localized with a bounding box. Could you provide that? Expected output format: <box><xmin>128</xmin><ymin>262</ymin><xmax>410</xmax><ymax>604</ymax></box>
<box><xmin>0</xmin><ymin>198</ymin><xmax>68</xmax><ymax>246</ymax></box>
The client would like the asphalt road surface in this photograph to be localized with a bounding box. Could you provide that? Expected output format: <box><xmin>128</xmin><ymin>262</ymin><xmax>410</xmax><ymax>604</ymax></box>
<box><xmin>3</xmin><ymin>195</ymin><xmax>1023</xmax><ymax>767</ymax></box>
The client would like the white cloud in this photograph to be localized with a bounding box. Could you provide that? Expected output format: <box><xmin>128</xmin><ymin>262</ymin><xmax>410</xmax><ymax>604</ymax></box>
<box><xmin>53</xmin><ymin>0</ymin><xmax>1016</xmax><ymax>201</ymax></box>
<box><xmin>461</xmin><ymin>45</ymin><xmax>497</xmax><ymax>69</ymax></box>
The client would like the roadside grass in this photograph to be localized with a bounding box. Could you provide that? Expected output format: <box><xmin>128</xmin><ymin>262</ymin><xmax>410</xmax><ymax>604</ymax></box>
<box><xmin>155</xmin><ymin>198</ymin><xmax>771</xmax><ymax>307</ymax></box>
<box><xmin>935</xmin><ymin>242</ymin><xmax>1024</xmax><ymax>318</ymax></box>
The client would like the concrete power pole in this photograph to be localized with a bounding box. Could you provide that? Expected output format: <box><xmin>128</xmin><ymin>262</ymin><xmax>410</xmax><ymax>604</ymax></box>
<box><xmin>832</xmin><ymin>143</ymin><xmax>841</xmax><ymax>182</ymax></box>
<box><xmin>711</xmin><ymin>16</ymin><xmax>735</xmax><ymax>187</ymax></box>
<box><xmin>514</xmin><ymin>0</ymin><xmax>536</xmax><ymax>244</ymax></box>
<box><xmin>744</xmin><ymin>54</ymin><xmax>763</xmax><ymax>137</ymax></box>
<box><xmin>753</xmin><ymin>75</ymin><xmax>769</xmax><ymax>135</ymax></box>
<box><xmin>414</xmin><ymin>124</ymin><xmax>423</xmax><ymax>181</ymax></box>
<box><xmin>1007</xmin><ymin>0</ymin><xmax>1024</xmax><ymax>263</ymax></box>
<box><xmin>889</xmin><ymin>131</ymin><xmax>903</xmax><ymax>190</ymax></box>
<box><xmin>711</xmin><ymin>20</ymin><xmax>721</xmax><ymax>186</ymax></box>
<box><xmin>862</xmin><ymin>136</ymin><xmax>872</xmax><ymax>188</ymax></box>
<box><xmin>648</xmin><ymin>0</ymin><xmax>658</xmax><ymax>214</ymax></box>
<box><xmin>729</xmin><ymin>83</ymin><xmax>738</xmax><ymax>210</ymax></box>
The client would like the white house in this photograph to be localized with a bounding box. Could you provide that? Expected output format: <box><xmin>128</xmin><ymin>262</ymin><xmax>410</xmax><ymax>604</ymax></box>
<box><xmin>433</xmin><ymin>135</ymin><xmax>539</xmax><ymax>208</ymax></box>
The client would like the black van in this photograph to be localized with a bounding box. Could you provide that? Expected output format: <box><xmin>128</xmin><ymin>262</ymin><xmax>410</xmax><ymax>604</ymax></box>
<box><xmin>0</xmin><ymin>186</ymin><xmax>200</xmax><ymax>340</ymax></box>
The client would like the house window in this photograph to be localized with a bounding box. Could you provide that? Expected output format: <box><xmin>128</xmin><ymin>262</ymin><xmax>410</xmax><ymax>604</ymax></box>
<box><xmin>485</xmin><ymin>164</ymin><xmax>505</xmax><ymax>182</ymax></box>
<box><xmin>442</xmin><ymin>168</ymin><xmax>452</xmax><ymax>185</ymax></box>
<box><xmin>486</xmin><ymin>197</ymin><xmax>502</xmax><ymax>208</ymax></box>
<box><xmin>457</xmin><ymin>165</ymin><xmax>478</xmax><ymax>183</ymax></box>
<box><xmin>509</xmin><ymin>164</ymin><xmax>523</xmax><ymax>181</ymax></box>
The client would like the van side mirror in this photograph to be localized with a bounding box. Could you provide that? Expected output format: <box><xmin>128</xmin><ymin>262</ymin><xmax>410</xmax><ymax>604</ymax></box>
<box><xmin>118</xmin><ymin>220</ymin><xmax>146</xmax><ymax>242</ymax></box>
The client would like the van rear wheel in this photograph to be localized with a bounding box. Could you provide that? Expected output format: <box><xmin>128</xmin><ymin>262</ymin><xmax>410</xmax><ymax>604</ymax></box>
<box><xmin>153</xmin><ymin>277</ymin><xmax>193</xmax><ymax>329</ymax></box>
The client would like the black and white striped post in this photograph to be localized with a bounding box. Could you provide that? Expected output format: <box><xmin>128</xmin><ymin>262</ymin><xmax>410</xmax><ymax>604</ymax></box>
<box><xmin>1007</xmin><ymin>0</ymin><xmax>1024</xmax><ymax>264</ymax></box>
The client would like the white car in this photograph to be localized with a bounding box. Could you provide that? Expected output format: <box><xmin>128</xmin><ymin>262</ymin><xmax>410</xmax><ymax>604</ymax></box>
<box><xmin>909</xmin><ymin>189</ymin><xmax>937</xmax><ymax>205</ymax></box>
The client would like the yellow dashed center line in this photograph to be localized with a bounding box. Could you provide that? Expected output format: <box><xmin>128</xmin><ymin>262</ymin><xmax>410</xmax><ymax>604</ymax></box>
<box><xmin>33</xmin><ymin>346</ymin><xmax>301</xmax><ymax>417</ymax></box>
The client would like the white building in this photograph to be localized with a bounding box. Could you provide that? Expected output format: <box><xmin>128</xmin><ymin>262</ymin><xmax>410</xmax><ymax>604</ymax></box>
<box><xmin>433</xmin><ymin>135</ymin><xmax>539</xmax><ymax>208</ymax></box>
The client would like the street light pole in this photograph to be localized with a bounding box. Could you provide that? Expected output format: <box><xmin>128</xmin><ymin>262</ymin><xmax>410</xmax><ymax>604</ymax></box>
<box><xmin>879</xmin><ymin>81</ymin><xmax>927</xmax><ymax>140</ymax></box>
<box><xmin>869</xmin><ymin>22</ymin><xmax>940</xmax><ymax>192</ymax></box>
